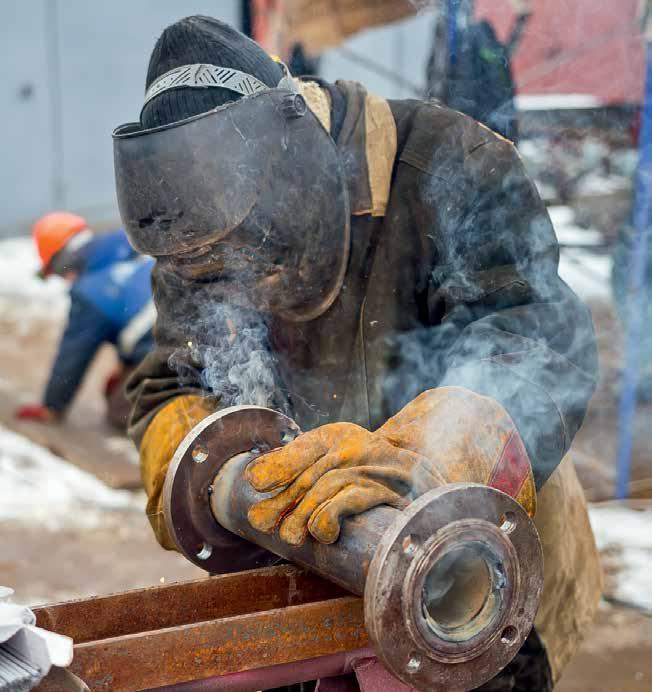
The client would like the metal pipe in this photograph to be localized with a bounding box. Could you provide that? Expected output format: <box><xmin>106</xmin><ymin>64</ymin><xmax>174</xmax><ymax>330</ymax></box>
<box><xmin>210</xmin><ymin>450</ymin><xmax>395</xmax><ymax>595</ymax></box>
<box><xmin>163</xmin><ymin>406</ymin><xmax>544</xmax><ymax>691</ymax></box>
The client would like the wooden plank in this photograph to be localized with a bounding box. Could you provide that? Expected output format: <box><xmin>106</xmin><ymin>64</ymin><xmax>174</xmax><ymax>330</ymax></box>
<box><xmin>287</xmin><ymin>0</ymin><xmax>416</xmax><ymax>54</ymax></box>
<box><xmin>39</xmin><ymin>597</ymin><xmax>367</xmax><ymax>691</ymax></box>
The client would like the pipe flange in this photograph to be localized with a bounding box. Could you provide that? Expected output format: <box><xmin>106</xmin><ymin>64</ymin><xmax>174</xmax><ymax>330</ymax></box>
<box><xmin>364</xmin><ymin>483</ymin><xmax>543</xmax><ymax>691</ymax></box>
<box><xmin>162</xmin><ymin>405</ymin><xmax>300</xmax><ymax>573</ymax></box>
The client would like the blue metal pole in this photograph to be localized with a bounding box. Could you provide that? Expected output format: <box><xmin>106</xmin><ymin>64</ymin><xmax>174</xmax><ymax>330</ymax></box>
<box><xmin>615</xmin><ymin>41</ymin><xmax>652</xmax><ymax>499</ymax></box>
<box><xmin>447</xmin><ymin>0</ymin><xmax>460</xmax><ymax>70</ymax></box>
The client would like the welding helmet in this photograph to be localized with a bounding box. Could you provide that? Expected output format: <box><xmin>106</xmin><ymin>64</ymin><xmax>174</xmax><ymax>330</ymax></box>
<box><xmin>113</xmin><ymin>63</ymin><xmax>350</xmax><ymax>322</ymax></box>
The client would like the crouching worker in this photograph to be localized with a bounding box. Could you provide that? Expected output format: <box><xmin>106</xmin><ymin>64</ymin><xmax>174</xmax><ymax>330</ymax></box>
<box><xmin>16</xmin><ymin>212</ymin><xmax>155</xmax><ymax>430</ymax></box>
<box><xmin>118</xmin><ymin>16</ymin><xmax>603</xmax><ymax>690</ymax></box>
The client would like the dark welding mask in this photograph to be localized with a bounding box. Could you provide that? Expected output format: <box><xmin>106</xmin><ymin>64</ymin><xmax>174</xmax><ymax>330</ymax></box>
<box><xmin>113</xmin><ymin>65</ymin><xmax>350</xmax><ymax>322</ymax></box>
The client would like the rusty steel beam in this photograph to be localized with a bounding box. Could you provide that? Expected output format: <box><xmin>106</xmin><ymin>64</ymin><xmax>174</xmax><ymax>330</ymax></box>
<box><xmin>33</xmin><ymin>564</ymin><xmax>345</xmax><ymax>644</ymax></box>
<box><xmin>39</xmin><ymin>596</ymin><xmax>367</xmax><ymax>692</ymax></box>
<box><xmin>34</xmin><ymin>565</ymin><xmax>366</xmax><ymax>692</ymax></box>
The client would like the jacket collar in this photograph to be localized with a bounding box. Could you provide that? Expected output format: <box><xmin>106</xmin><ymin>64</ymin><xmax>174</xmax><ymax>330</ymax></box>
<box><xmin>302</xmin><ymin>79</ymin><xmax>397</xmax><ymax>218</ymax></box>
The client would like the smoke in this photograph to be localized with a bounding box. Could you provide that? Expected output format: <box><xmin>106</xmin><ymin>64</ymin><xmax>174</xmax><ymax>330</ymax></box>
<box><xmin>380</xmin><ymin>135</ymin><xmax>599</xmax><ymax>489</ymax></box>
<box><xmin>200</xmin><ymin>305</ymin><xmax>280</xmax><ymax>408</ymax></box>
<box><xmin>166</xmin><ymin>286</ymin><xmax>290</xmax><ymax>414</ymax></box>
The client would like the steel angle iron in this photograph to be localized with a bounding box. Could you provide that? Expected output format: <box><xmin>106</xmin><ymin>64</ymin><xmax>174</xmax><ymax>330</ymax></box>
<box><xmin>163</xmin><ymin>405</ymin><xmax>544</xmax><ymax>691</ymax></box>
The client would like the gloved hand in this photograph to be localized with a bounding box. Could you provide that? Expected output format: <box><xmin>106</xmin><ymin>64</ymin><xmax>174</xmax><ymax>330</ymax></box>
<box><xmin>15</xmin><ymin>404</ymin><xmax>58</xmax><ymax>423</ymax></box>
<box><xmin>246</xmin><ymin>387</ymin><xmax>536</xmax><ymax>546</ymax></box>
<box><xmin>104</xmin><ymin>367</ymin><xmax>126</xmax><ymax>397</ymax></box>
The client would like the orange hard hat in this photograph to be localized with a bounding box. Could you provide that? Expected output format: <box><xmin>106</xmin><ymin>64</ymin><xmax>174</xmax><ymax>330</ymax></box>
<box><xmin>32</xmin><ymin>212</ymin><xmax>88</xmax><ymax>273</ymax></box>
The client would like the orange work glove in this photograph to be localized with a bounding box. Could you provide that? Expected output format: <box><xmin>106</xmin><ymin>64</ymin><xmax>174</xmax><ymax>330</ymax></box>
<box><xmin>140</xmin><ymin>394</ymin><xmax>216</xmax><ymax>549</ymax></box>
<box><xmin>246</xmin><ymin>386</ymin><xmax>536</xmax><ymax>546</ymax></box>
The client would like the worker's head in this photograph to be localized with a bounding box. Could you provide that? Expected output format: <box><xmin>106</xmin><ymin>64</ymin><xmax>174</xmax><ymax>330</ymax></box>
<box><xmin>114</xmin><ymin>17</ymin><xmax>349</xmax><ymax>321</ymax></box>
<box><xmin>142</xmin><ymin>16</ymin><xmax>284</xmax><ymax>128</ymax></box>
<box><xmin>32</xmin><ymin>211</ymin><xmax>92</xmax><ymax>280</ymax></box>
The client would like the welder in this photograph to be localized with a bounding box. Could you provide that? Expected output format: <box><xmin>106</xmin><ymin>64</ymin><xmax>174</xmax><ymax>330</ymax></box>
<box><xmin>15</xmin><ymin>212</ymin><xmax>155</xmax><ymax>429</ymax></box>
<box><xmin>116</xmin><ymin>16</ymin><xmax>602</xmax><ymax>691</ymax></box>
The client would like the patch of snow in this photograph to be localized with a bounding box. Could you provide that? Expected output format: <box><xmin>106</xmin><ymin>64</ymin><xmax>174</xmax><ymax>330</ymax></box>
<box><xmin>576</xmin><ymin>173</ymin><xmax>631</xmax><ymax>197</ymax></box>
<box><xmin>518</xmin><ymin>138</ymin><xmax>548</xmax><ymax>166</ymax></box>
<box><xmin>559</xmin><ymin>252</ymin><xmax>612</xmax><ymax>301</ymax></box>
<box><xmin>550</xmin><ymin>206</ymin><xmax>603</xmax><ymax>246</ymax></box>
<box><xmin>0</xmin><ymin>238</ymin><xmax>68</xmax><ymax>324</ymax></box>
<box><xmin>103</xmin><ymin>436</ymin><xmax>140</xmax><ymax>466</ymax></box>
<box><xmin>549</xmin><ymin>206</ymin><xmax>612</xmax><ymax>301</ymax></box>
<box><xmin>589</xmin><ymin>504</ymin><xmax>652</xmax><ymax>613</ymax></box>
<box><xmin>0</xmin><ymin>424</ymin><xmax>140</xmax><ymax>530</ymax></box>
<box><xmin>548</xmin><ymin>205</ymin><xmax>575</xmax><ymax>227</ymax></box>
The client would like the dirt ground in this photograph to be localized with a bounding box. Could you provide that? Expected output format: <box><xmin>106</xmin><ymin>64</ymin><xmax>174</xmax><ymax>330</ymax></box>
<box><xmin>0</xmin><ymin>304</ymin><xmax>206</xmax><ymax>602</ymax></box>
<box><xmin>557</xmin><ymin>604</ymin><xmax>652</xmax><ymax>692</ymax></box>
<box><xmin>1</xmin><ymin>271</ymin><xmax>651</xmax><ymax>690</ymax></box>
<box><xmin>2</xmin><ymin>513</ymin><xmax>205</xmax><ymax>607</ymax></box>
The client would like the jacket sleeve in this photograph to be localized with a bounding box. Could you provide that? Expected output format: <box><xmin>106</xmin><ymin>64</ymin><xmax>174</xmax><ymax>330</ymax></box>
<box><xmin>419</xmin><ymin>128</ymin><xmax>598</xmax><ymax>489</ymax></box>
<box><xmin>44</xmin><ymin>293</ymin><xmax>115</xmax><ymax>414</ymax></box>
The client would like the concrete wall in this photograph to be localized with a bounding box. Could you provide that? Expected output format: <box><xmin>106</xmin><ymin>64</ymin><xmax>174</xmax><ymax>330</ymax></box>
<box><xmin>321</xmin><ymin>11</ymin><xmax>436</xmax><ymax>101</ymax></box>
<box><xmin>2</xmin><ymin>2</ymin><xmax>436</xmax><ymax>237</ymax></box>
<box><xmin>2</xmin><ymin>1</ymin><xmax>240</xmax><ymax>236</ymax></box>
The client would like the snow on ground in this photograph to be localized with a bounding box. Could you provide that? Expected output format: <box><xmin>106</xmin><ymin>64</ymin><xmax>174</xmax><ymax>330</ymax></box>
<box><xmin>550</xmin><ymin>206</ymin><xmax>613</xmax><ymax>301</ymax></box>
<box><xmin>0</xmin><ymin>424</ymin><xmax>141</xmax><ymax>530</ymax></box>
<box><xmin>0</xmin><ymin>237</ymin><xmax>68</xmax><ymax>325</ymax></box>
<box><xmin>589</xmin><ymin>504</ymin><xmax>652</xmax><ymax>613</ymax></box>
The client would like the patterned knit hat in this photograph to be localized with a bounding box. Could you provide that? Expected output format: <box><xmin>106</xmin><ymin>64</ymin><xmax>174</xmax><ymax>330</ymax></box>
<box><xmin>141</xmin><ymin>15</ymin><xmax>283</xmax><ymax>128</ymax></box>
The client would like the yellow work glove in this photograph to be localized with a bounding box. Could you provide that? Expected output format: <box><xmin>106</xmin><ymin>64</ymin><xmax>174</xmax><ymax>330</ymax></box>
<box><xmin>246</xmin><ymin>386</ymin><xmax>536</xmax><ymax>546</ymax></box>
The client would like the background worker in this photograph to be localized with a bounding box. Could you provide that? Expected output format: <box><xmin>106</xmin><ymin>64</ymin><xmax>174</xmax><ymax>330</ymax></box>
<box><xmin>117</xmin><ymin>16</ymin><xmax>602</xmax><ymax>690</ymax></box>
<box><xmin>426</xmin><ymin>0</ymin><xmax>533</xmax><ymax>143</ymax></box>
<box><xmin>15</xmin><ymin>212</ymin><xmax>155</xmax><ymax>430</ymax></box>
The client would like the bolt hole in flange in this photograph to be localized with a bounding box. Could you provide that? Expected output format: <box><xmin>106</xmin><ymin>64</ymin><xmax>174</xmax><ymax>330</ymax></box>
<box><xmin>499</xmin><ymin>511</ymin><xmax>517</xmax><ymax>534</ymax></box>
<box><xmin>421</xmin><ymin>543</ymin><xmax>505</xmax><ymax>643</ymax></box>
<box><xmin>405</xmin><ymin>655</ymin><xmax>422</xmax><ymax>674</ymax></box>
<box><xmin>402</xmin><ymin>534</ymin><xmax>419</xmax><ymax>557</ymax></box>
<box><xmin>196</xmin><ymin>542</ymin><xmax>213</xmax><ymax>560</ymax></box>
<box><xmin>501</xmin><ymin>625</ymin><xmax>518</xmax><ymax>645</ymax></box>
<box><xmin>192</xmin><ymin>443</ymin><xmax>209</xmax><ymax>464</ymax></box>
<box><xmin>281</xmin><ymin>429</ymin><xmax>298</xmax><ymax>445</ymax></box>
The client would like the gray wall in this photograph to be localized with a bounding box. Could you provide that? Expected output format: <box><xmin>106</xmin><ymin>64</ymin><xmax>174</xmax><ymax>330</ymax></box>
<box><xmin>2</xmin><ymin>0</ymin><xmax>240</xmax><ymax>236</ymax></box>
<box><xmin>2</xmin><ymin>2</ymin><xmax>436</xmax><ymax>237</ymax></box>
<box><xmin>321</xmin><ymin>12</ymin><xmax>436</xmax><ymax>101</ymax></box>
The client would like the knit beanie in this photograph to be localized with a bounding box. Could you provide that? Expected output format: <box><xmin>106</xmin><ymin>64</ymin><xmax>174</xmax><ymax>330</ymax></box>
<box><xmin>141</xmin><ymin>16</ymin><xmax>284</xmax><ymax>128</ymax></box>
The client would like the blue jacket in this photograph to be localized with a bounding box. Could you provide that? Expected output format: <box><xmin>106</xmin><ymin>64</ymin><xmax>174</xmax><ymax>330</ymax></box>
<box><xmin>44</xmin><ymin>230</ymin><xmax>154</xmax><ymax>413</ymax></box>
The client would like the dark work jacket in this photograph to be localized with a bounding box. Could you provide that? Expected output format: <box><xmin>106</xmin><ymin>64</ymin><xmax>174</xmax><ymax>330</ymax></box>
<box><xmin>127</xmin><ymin>82</ymin><xmax>598</xmax><ymax>493</ymax></box>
